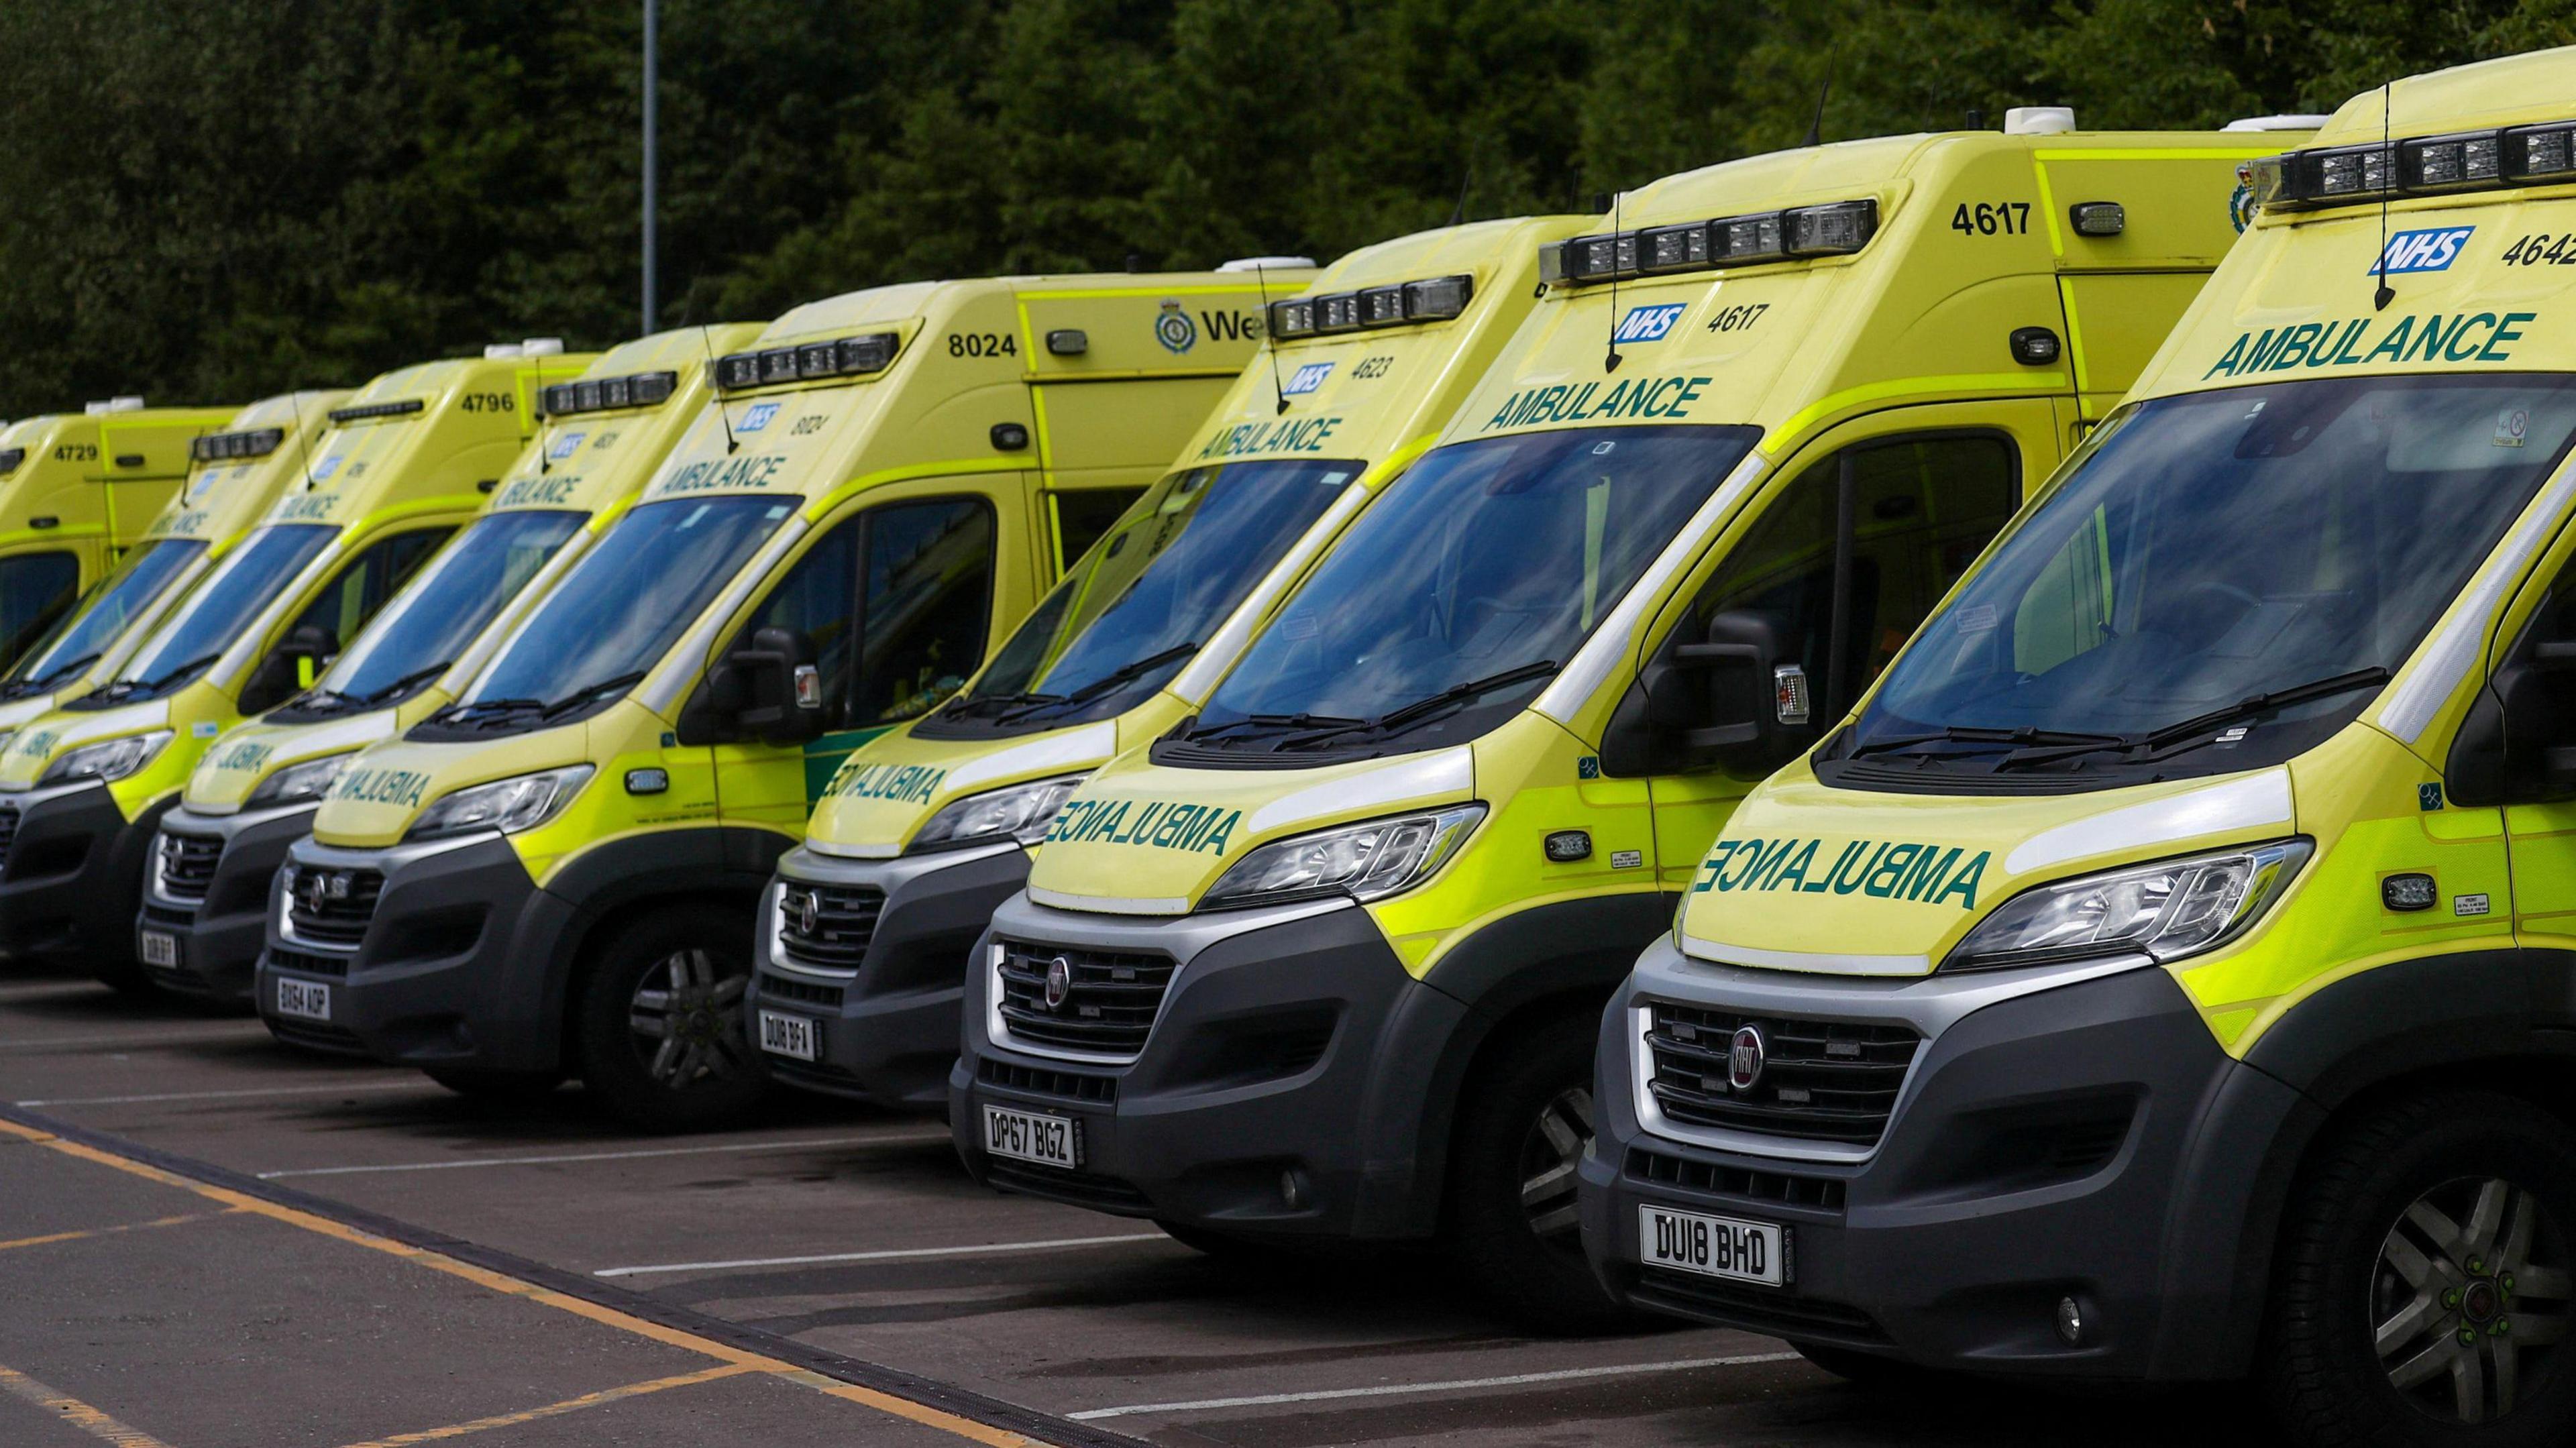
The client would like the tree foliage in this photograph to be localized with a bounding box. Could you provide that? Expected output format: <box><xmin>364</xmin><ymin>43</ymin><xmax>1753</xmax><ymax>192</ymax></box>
<box><xmin>1</xmin><ymin>0</ymin><xmax>2569</xmax><ymax>416</ymax></box>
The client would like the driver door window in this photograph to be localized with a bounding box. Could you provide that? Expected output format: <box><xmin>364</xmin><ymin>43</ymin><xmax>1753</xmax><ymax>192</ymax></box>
<box><xmin>243</xmin><ymin>528</ymin><xmax>451</xmax><ymax>712</ymax></box>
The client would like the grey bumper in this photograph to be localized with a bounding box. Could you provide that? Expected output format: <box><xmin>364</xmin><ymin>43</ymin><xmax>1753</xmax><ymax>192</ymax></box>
<box><xmin>138</xmin><ymin>801</ymin><xmax>319</xmax><ymax>1003</ymax></box>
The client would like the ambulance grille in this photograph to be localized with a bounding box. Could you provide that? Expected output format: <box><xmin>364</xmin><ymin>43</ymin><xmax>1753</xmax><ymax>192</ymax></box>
<box><xmin>284</xmin><ymin>865</ymin><xmax>382</xmax><ymax>949</ymax></box>
<box><xmin>993</xmin><ymin>938</ymin><xmax>1175</xmax><ymax>1059</ymax></box>
<box><xmin>1643</xmin><ymin>1002</ymin><xmax>1921</xmax><ymax>1146</ymax></box>
<box><xmin>155</xmin><ymin>830</ymin><xmax>223</xmax><ymax>902</ymax></box>
<box><xmin>777</xmin><ymin>883</ymin><xmax>883</xmax><ymax>972</ymax></box>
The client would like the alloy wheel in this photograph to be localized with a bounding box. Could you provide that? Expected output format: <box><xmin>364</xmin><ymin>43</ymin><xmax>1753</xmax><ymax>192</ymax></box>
<box><xmin>1519</xmin><ymin>1084</ymin><xmax>1593</xmax><ymax>1246</ymax></box>
<box><xmin>2374</xmin><ymin>1174</ymin><xmax>2572</xmax><ymax>1424</ymax></box>
<box><xmin>626</xmin><ymin>946</ymin><xmax>751</xmax><ymax>1090</ymax></box>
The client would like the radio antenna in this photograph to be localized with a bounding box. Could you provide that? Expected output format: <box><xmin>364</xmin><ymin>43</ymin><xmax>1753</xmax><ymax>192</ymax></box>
<box><xmin>1604</xmin><ymin>188</ymin><xmax>1625</xmax><ymax>374</ymax></box>
<box><xmin>700</xmin><ymin>324</ymin><xmax>740</xmax><ymax>453</ymax></box>
<box><xmin>1803</xmin><ymin>62</ymin><xmax>1833</xmax><ymax>148</ymax></box>
<box><xmin>2372</xmin><ymin>80</ymin><xmax>2396</xmax><ymax>312</ymax></box>
<box><xmin>1446</xmin><ymin>153</ymin><xmax>1475</xmax><ymax>228</ymax></box>
<box><xmin>291</xmin><ymin>393</ymin><xmax>325</xmax><ymax>492</ymax></box>
<box><xmin>1252</xmin><ymin>264</ymin><xmax>1292</xmax><ymax>414</ymax></box>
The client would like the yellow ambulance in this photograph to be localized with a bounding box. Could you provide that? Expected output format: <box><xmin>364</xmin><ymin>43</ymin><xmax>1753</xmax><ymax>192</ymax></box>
<box><xmin>140</xmin><ymin>328</ymin><xmax>758</xmax><ymax>1004</ymax></box>
<box><xmin>0</xmin><ymin>400</ymin><xmax>235</xmax><ymax>673</ymax></box>
<box><xmin>751</xmin><ymin>219</ymin><xmax>1583</xmax><ymax>1109</ymax></box>
<box><xmin>0</xmin><ymin>345</ymin><xmax>590</xmax><ymax>987</ymax></box>
<box><xmin>1585</xmin><ymin>50</ymin><xmax>2576</xmax><ymax>1445</ymax></box>
<box><xmin>951</xmin><ymin>120</ymin><xmax>2298</xmax><ymax>1328</ymax></box>
<box><xmin>0</xmin><ymin>392</ymin><xmax>343</xmax><ymax>747</ymax></box>
<box><xmin>259</xmin><ymin>270</ymin><xmax>1292</xmax><ymax>1129</ymax></box>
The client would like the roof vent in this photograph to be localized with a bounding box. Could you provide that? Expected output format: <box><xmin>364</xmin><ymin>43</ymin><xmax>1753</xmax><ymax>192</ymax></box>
<box><xmin>484</xmin><ymin>343</ymin><xmax>523</xmax><ymax>358</ymax></box>
<box><xmin>1218</xmin><ymin>256</ymin><xmax>1317</xmax><ymax>272</ymax></box>
<box><xmin>84</xmin><ymin>396</ymin><xmax>146</xmax><ymax>415</ymax></box>
<box><xmin>519</xmin><ymin>337</ymin><xmax>565</xmax><ymax>355</ymax></box>
<box><xmin>2004</xmin><ymin>107</ymin><xmax>2076</xmax><ymax>136</ymax></box>
<box><xmin>2222</xmin><ymin>114</ymin><xmax>2333</xmax><ymax>133</ymax></box>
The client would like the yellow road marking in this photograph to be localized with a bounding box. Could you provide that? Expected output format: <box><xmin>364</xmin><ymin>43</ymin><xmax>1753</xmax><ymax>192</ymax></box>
<box><xmin>0</xmin><ymin>1118</ymin><xmax>1038</xmax><ymax>1447</ymax></box>
<box><xmin>0</xmin><ymin>1363</ymin><xmax>179</xmax><ymax>1448</ymax></box>
<box><xmin>0</xmin><ymin>1209</ymin><xmax>235</xmax><ymax>1254</ymax></box>
<box><xmin>334</xmin><ymin>1364</ymin><xmax>756</xmax><ymax>1447</ymax></box>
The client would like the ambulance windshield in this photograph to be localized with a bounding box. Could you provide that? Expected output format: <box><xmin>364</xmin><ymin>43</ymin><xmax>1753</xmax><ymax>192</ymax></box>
<box><xmin>4</xmin><ymin>539</ymin><xmax>207</xmax><ymax>695</ymax></box>
<box><xmin>1835</xmin><ymin>374</ymin><xmax>2576</xmax><ymax>787</ymax></box>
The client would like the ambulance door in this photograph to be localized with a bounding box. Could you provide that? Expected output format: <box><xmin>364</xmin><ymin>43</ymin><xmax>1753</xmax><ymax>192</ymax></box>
<box><xmin>1634</xmin><ymin>402</ymin><xmax>2050</xmax><ymax>885</ymax></box>
<box><xmin>237</xmin><ymin>526</ymin><xmax>455</xmax><ymax>714</ymax></box>
<box><xmin>2464</xmin><ymin>523</ymin><xmax>2576</xmax><ymax>942</ymax></box>
<box><xmin>706</xmin><ymin>474</ymin><xmax>1026</xmax><ymax>852</ymax></box>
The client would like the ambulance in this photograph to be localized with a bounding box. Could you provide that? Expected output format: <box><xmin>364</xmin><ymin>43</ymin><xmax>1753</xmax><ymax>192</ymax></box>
<box><xmin>260</xmin><ymin>270</ymin><xmax>1293</xmax><ymax>1129</ymax></box>
<box><xmin>1581</xmin><ymin>51</ymin><xmax>2576</xmax><ymax>1443</ymax></box>
<box><xmin>752</xmin><ymin>219</ymin><xmax>1582</xmax><ymax>1110</ymax></box>
<box><xmin>0</xmin><ymin>345</ymin><xmax>590</xmax><ymax>988</ymax></box>
<box><xmin>951</xmin><ymin>119</ymin><xmax>2299</xmax><ymax>1328</ymax></box>
<box><xmin>0</xmin><ymin>400</ymin><xmax>235</xmax><ymax>675</ymax></box>
<box><xmin>140</xmin><ymin>329</ymin><xmax>758</xmax><ymax>1005</ymax></box>
<box><xmin>0</xmin><ymin>392</ymin><xmax>343</xmax><ymax>747</ymax></box>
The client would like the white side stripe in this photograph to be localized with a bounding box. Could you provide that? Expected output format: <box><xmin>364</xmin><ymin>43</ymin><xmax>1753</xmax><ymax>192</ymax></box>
<box><xmin>256</xmin><ymin>1130</ymin><xmax>949</xmax><ymax>1178</ymax></box>
<box><xmin>1067</xmin><ymin>1351</ymin><xmax>1805</xmax><ymax>1419</ymax></box>
<box><xmin>594</xmin><ymin>1232</ymin><xmax>1169</xmax><ymax>1278</ymax></box>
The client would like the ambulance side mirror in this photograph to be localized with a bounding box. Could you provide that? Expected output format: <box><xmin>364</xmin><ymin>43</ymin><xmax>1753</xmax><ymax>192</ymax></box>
<box><xmin>1603</xmin><ymin>609</ymin><xmax>1817</xmax><ymax>776</ymax></box>
<box><xmin>727</xmin><ymin>626</ymin><xmax>826</xmax><ymax>746</ymax></box>
<box><xmin>2450</xmin><ymin>595</ymin><xmax>2576</xmax><ymax>805</ymax></box>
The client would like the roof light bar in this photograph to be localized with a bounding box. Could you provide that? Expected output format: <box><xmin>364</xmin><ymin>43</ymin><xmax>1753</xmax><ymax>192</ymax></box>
<box><xmin>327</xmin><ymin>398</ymin><xmax>427</xmax><ymax>424</ymax></box>
<box><xmin>712</xmin><ymin>333</ymin><xmax>900</xmax><ymax>393</ymax></box>
<box><xmin>1266</xmin><ymin>273</ymin><xmax>1477</xmax><ymax>341</ymax></box>
<box><xmin>189</xmin><ymin>428</ymin><xmax>286</xmax><ymax>463</ymax></box>
<box><xmin>2251</xmin><ymin>118</ymin><xmax>2576</xmax><ymax>213</ymax></box>
<box><xmin>1538</xmin><ymin>200</ymin><xmax>1878</xmax><ymax>286</ymax></box>
<box><xmin>539</xmin><ymin>370</ymin><xmax>679</xmax><ymax>419</ymax></box>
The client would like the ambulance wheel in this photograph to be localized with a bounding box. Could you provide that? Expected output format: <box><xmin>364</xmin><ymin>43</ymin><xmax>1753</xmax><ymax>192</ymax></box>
<box><xmin>571</xmin><ymin>905</ymin><xmax>770</xmax><ymax>1133</ymax></box>
<box><xmin>2262</xmin><ymin>1090</ymin><xmax>2576</xmax><ymax>1447</ymax></box>
<box><xmin>1447</xmin><ymin>1013</ymin><xmax>1641</xmax><ymax>1335</ymax></box>
<box><xmin>424</xmin><ymin>1067</ymin><xmax>564</xmax><ymax>1102</ymax></box>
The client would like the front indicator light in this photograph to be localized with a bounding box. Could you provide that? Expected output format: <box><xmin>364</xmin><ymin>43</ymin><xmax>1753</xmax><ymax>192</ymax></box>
<box><xmin>38</xmin><ymin>730</ymin><xmax>173</xmax><ymax>787</ymax></box>
<box><xmin>910</xmin><ymin>773</ymin><xmax>1089</xmax><ymax>852</ymax></box>
<box><xmin>402</xmin><ymin>765</ymin><xmax>594</xmax><ymax>842</ymax></box>
<box><xmin>1940</xmin><ymin>838</ymin><xmax>2310</xmax><ymax>974</ymax></box>
<box><xmin>1199</xmin><ymin>803</ymin><xmax>1485</xmax><ymax>912</ymax></box>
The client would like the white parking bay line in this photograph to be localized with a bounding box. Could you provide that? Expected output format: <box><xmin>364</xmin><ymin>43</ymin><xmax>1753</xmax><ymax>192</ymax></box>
<box><xmin>596</xmin><ymin>1231</ymin><xmax>1171</xmax><ymax>1278</ymax></box>
<box><xmin>1066</xmin><ymin>1351</ymin><xmax>1807</xmax><ymax>1420</ymax></box>
<box><xmin>256</xmin><ymin>1129</ymin><xmax>952</xmax><ymax>1179</ymax></box>
<box><xmin>0</xmin><ymin>1024</ymin><xmax>268</xmax><ymax>1052</ymax></box>
<box><xmin>17</xmin><ymin>1080</ymin><xmax>425</xmax><ymax>1107</ymax></box>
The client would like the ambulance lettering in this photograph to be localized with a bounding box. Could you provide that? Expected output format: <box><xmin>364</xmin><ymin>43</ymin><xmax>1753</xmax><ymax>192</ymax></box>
<box><xmin>655</xmin><ymin>453</ymin><xmax>788</xmax><ymax>495</ymax></box>
<box><xmin>207</xmin><ymin>740</ymin><xmax>274</xmax><ymax>775</ymax></box>
<box><xmin>331</xmin><ymin>767</ymin><xmax>432</xmax><ymax>808</ymax></box>
<box><xmin>1044</xmin><ymin>797</ymin><xmax>1242</xmax><ymax>855</ymax></box>
<box><xmin>2202</xmin><ymin>311</ymin><xmax>2537</xmax><ymax>379</ymax></box>
<box><xmin>1481</xmin><ymin>375</ymin><xmax>1713</xmax><ymax>431</ymax></box>
<box><xmin>13</xmin><ymin>729</ymin><xmax>58</xmax><ymax>761</ymax></box>
<box><xmin>275</xmin><ymin>493</ymin><xmax>341</xmax><ymax>520</ymax></box>
<box><xmin>493</xmin><ymin>475</ymin><xmax>581</xmax><ymax>508</ymax></box>
<box><xmin>1692</xmin><ymin>836</ymin><xmax>1991</xmax><ymax>909</ymax></box>
<box><xmin>1193</xmin><ymin>416</ymin><xmax>1345</xmax><ymax>460</ymax></box>
<box><xmin>821</xmin><ymin>760</ymin><xmax>947</xmax><ymax>805</ymax></box>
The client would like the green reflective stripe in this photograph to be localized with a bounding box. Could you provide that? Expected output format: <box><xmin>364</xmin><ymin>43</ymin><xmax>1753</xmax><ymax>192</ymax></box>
<box><xmin>802</xmin><ymin>724</ymin><xmax>896</xmax><ymax>805</ymax></box>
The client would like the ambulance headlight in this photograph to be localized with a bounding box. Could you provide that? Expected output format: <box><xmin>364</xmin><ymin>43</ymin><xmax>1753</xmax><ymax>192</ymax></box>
<box><xmin>910</xmin><ymin>773</ymin><xmax>1088</xmax><ymax>852</ymax></box>
<box><xmin>1199</xmin><ymin>803</ymin><xmax>1484</xmax><ymax>911</ymax></box>
<box><xmin>1402</xmin><ymin>274</ymin><xmax>1473</xmax><ymax>319</ymax></box>
<box><xmin>404</xmin><ymin>765</ymin><xmax>594</xmax><ymax>842</ymax></box>
<box><xmin>1941</xmin><ymin>838</ymin><xmax>2310</xmax><ymax>974</ymax></box>
<box><xmin>1268</xmin><ymin>298</ymin><xmax>1318</xmax><ymax>338</ymax></box>
<box><xmin>40</xmin><ymin>730</ymin><xmax>173</xmax><ymax>786</ymax></box>
<box><xmin>246</xmin><ymin>752</ymin><xmax>356</xmax><ymax>808</ymax></box>
<box><xmin>1784</xmin><ymin>201</ymin><xmax>1877</xmax><ymax>256</ymax></box>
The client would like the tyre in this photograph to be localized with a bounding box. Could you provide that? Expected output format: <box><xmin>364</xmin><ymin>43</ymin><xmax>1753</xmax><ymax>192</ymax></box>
<box><xmin>425</xmin><ymin>1067</ymin><xmax>564</xmax><ymax>1102</ymax></box>
<box><xmin>569</xmin><ymin>904</ymin><xmax>770</xmax><ymax>1133</ymax></box>
<box><xmin>2262</xmin><ymin>1090</ymin><xmax>2576</xmax><ymax>1448</ymax></box>
<box><xmin>1446</xmin><ymin>1012</ymin><xmax>1641</xmax><ymax>1335</ymax></box>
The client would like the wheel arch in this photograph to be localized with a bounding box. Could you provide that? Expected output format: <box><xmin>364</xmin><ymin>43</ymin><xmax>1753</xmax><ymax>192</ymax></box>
<box><xmin>534</xmin><ymin>826</ymin><xmax>788</xmax><ymax>1062</ymax></box>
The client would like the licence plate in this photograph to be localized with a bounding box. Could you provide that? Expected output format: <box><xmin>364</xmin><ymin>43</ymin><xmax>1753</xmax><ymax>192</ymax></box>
<box><xmin>273</xmin><ymin>977</ymin><xmax>331</xmax><ymax>1023</ymax></box>
<box><xmin>1640</xmin><ymin>1204</ymin><xmax>1786</xmax><ymax>1286</ymax></box>
<box><xmin>138</xmin><ymin>930</ymin><xmax>178</xmax><ymax>968</ymax></box>
<box><xmin>983</xmin><ymin>1104</ymin><xmax>1081</xmax><ymax>1168</ymax></box>
<box><xmin>757</xmin><ymin>1009</ymin><xmax>818</xmax><ymax>1062</ymax></box>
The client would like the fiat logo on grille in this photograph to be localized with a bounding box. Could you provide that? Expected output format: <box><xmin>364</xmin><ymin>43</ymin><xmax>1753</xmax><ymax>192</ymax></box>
<box><xmin>298</xmin><ymin>871</ymin><xmax>329</xmax><ymax>915</ymax></box>
<box><xmin>1727</xmin><ymin>1024</ymin><xmax>1766</xmax><ymax>1092</ymax></box>
<box><xmin>1044</xmin><ymin>955</ymin><xmax>1074</xmax><ymax>1011</ymax></box>
<box><xmin>796</xmin><ymin>891</ymin><xmax>818</xmax><ymax>937</ymax></box>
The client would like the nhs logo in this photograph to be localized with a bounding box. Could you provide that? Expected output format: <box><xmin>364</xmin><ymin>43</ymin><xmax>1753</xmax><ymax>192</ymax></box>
<box><xmin>1612</xmin><ymin>303</ymin><xmax>1686</xmax><ymax>345</ymax></box>
<box><xmin>2372</xmin><ymin>227</ymin><xmax>2474</xmax><ymax>275</ymax></box>
<box><xmin>737</xmin><ymin>401</ymin><xmax>780</xmax><ymax>433</ymax></box>
<box><xmin>546</xmin><ymin>431</ymin><xmax>586</xmax><ymax>461</ymax></box>
<box><xmin>1282</xmin><ymin>362</ymin><xmax>1333</xmax><ymax>396</ymax></box>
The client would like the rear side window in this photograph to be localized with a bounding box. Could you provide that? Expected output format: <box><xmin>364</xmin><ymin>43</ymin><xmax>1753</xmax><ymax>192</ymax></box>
<box><xmin>0</xmin><ymin>551</ymin><xmax>80</xmax><ymax>667</ymax></box>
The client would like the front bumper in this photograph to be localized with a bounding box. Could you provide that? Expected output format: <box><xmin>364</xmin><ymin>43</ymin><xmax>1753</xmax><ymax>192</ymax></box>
<box><xmin>0</xmin><ymin>781</ymin><xmax>171</xmax><ymax>966</ymax></box>
<box><xmin>1580</xmin><ymin>939</ymin><xmax>2310</xmax><ymax>1381</ymax></box>
<box><xmin>138</xmin><ymin>801</ymin><xmax>319</xmax><ymax>1003</ymax></box>
<box><xmin>750</xmin><ymin>841</ymin><xmax>1028</xmax><ymax>1109</ymax></box>
<box><xmin>254</xmin><ymin>832</ymin><xmax>563</xmax><ymax>1064</ymax></box>
<box><xmin>951</xmin><ymin>891</ymin><xmax>1468</xmax><ymax>1239</ymax></box>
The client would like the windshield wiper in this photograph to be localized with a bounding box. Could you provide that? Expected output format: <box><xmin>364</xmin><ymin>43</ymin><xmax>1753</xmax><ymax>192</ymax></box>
<box><xmin>423</xmin><ymin>695</ymin><xmax>545</xmax><ymax>728</ymax></box>
<box><xmin>538</xmin><ymin>670</ymin><xmax>648</xmax><ymax>721</ymax></box>
<box><xmin>1986</xmin><ymin>666</ymin><xmax>2395</xmax><ymax>773</ymax></box>
<box><xmin>359</xmin><ymin>661</ymin><xmax>456</xmax><ymax>706</ymax></box>
<box><xmin>997</xmin><ymin>643</ymin><xmax>1199</xmax><ymax>723</ymax></box>
<box><xmin>1185</xmin><ymin>710</ymin><xmax>1366</xmax><ymax>744</ymax></box>
<box><xmin>4</xmin><ymin>651</ymin><xmax>100</xmax><ymax>697</ymax></box>
<box><xmin>94</xmin><ymin>651</ymin><xmax>226</xmax><ymax>700</ymax></box>
<box><xmin>1845</xmin><ymin>724</ymin><xmax>2130</xmax><ymax>761</ymax></box>
<box><xmin>1274</xmin><ymin>659</ymin><xmax>1564</xmax><ymax>752</ymax></box>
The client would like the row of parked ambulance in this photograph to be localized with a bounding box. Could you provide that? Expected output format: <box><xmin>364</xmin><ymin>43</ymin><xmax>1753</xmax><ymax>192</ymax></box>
<box><xmin>6</xmin><ymin>48</ymin><xmax>2574</xmax><ymax>1444</ymax></box>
